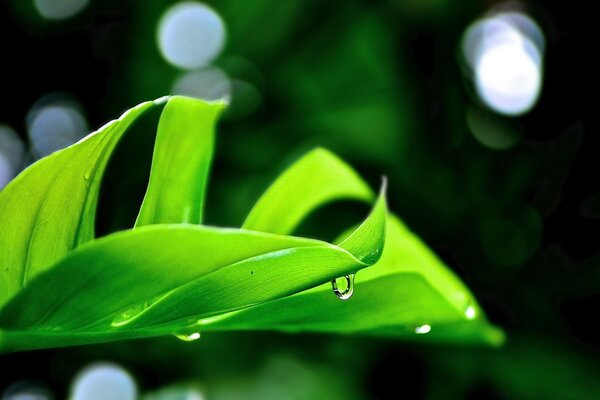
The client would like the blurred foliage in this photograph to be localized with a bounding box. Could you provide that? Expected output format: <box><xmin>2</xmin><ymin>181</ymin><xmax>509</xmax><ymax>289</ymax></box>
<box><xmin>0</xmin><ymin>0</ymin><xmax>592</xmax><ymax>398</ymax></box>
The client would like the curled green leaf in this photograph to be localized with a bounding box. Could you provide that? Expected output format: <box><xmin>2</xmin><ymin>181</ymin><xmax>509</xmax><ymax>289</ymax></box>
<box><xmin>0</xmin><ymin>96</ymin><xmax>501</xmax><ymax>353</ymax></box>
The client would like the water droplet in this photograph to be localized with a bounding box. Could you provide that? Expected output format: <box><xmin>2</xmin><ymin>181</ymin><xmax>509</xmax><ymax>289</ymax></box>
<box><xmin>465</xmin><ymin>304</ymin><xmax>477</xmax><ymax>320</ymax></box>
<box><xmin>112</xmin><ymin>304</ymin><xmax>147</xmax><ymax>327</ymax></box>
<box><xmin>84</xmin><ymin>169</ymin><xmax>91</xmax><ymax>180</ymax></box>
<box><xmin>111</xmin><ymin>295</ymin><xmax>162</xmax><ymax>327</ymax></box>
<box><xmin>415</xmin><ymin>324</ymin><xmax>431</xmax><ymax>334</ymax></box>
<box><xmin>331</xmin><ymin>274</ymin><xmax>355</xmax><ymax>300</ymax></box>
<box><xmin>175</xmin><ymin>332</ymin><xmax>201</xmax><ymax>342</ymax></box>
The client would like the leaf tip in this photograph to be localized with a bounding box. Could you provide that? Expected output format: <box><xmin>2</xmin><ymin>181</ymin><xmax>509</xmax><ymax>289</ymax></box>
<box><xmin>153</xmin><ymin>95</ymin><xmax>171</xmax><ymax>105</ymax></box>
<box><xmin>379</xmin><ymin>175</ymin><xmax>388</xmax><ymax>200</ymax></box>
<box><xmin>167</xmin><ymin>95</ymin><xmax>229</xmax><ymax>114</ymax></box>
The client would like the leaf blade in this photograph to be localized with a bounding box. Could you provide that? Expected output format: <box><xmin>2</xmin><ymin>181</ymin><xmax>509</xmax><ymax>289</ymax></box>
<box><xmin>135</xmin><ymin>96</ymin><xmax>226</xmax><ymax>226</ymax></box>
<box><xmin>192</xmin><ymin>216</ymin><xmax>502</xmax><ymax>345</ymax></box>
<box><xmin>243</xmin><ymin>148</ymin><xmax>374</xmax><ymax>234</ymax></box>
<box><xmin>0</xmin><ymin>100</ymin><xmax>157</xmax><ymax>306</ymax></box>
<box><xmin>225</xmin><ymin>150</ymin><xmax>502</xmax><ymax>345</ymax></box>
<box><xmin>337</xmin><ymin>178</ymin><xmax>387</xmax><ymax>264</ymax></box>
<box><xmin>0</xmin><ymin>189</ymin><xmax>385</xmax><ymax>351</ymax></box>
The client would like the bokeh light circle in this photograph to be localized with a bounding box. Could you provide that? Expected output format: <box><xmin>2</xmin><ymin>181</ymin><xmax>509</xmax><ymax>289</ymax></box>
<box><xmin>0</xmin><ymin>125</ymin><xmax>25</xmax><ymax>189</ymax></box>
<box><xmin>0</xmin><ymin>153</ymin><xmax>12</xmax><ymax>190</ymax></box>
<box><xmin>172</xmin><ymin>67</ymin><xmax>232</xmax><ymax>101</ymax></box>
<box><xmin>34</xmin><ymin>0</ymin><xmax>89</xmax><ymax>20</ymax></box>
<box><xmin>475</xmin><ymin>41</ymin><xmax>541</xmax><ymax>115</ymax></box>
<box><xmin>158</xmin><ymin>2</ymin><xmax>226</xmax><ymax>70</ymax></box>
<box><xmin>1</xmin><ymin>380</ymin><xmax>54</xmax><ymax>400</ymax></box>
<box><xmin>462</xmin><ymin>10</ymin><xmax>544</xmax><ymax>116</ymax></box>
<box><xmin>70</xmin><ymin>362</ymin><xmax>137</xmax><ymax>400</ymax></box>
<box><xmin>27</xmin><ymin>98</ymin><xmax>88</xmax><ymax>159</ymax></box>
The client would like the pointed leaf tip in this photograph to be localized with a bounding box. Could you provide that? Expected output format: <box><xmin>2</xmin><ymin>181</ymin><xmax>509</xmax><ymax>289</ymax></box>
<box><xmin>135</xmin><ymin>96</ymin><xmax>226</xmax><ymax>227</ymax></box>
<box><xmin>338</xmin><ymin>179</ymin><xmax>387</xmax><ymax>265</ymax></box>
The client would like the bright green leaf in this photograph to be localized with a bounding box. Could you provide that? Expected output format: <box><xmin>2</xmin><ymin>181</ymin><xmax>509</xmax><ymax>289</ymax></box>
<box><xmin>243</xmin><ymin>148</ymin><xmax>373</xmax><ymax>234</ymax></box>
<box><xmin>210</xmin><ymin>150</ymin><xmax>503</xmax><ymax>345</ymax></box>
<box><xmin>125</xmin><ymin>186</ymin><xmax>387</xmax><ymax>330</ymax></box>
<box><xmin>0</xmin><ymin>99</ymin><xmax>158</xmax><ymax>306</ymax></box>
<box><xmin>336</xmin><ymin>179</ymin><xmax>387</xmax><ymax>264</ymax></box>
<box><xmin>0</xmin><ymin>95</ymin><xmax>500</xmax><ymax>352</ymax></box>
<box><xmin>199</xmin><ymin>216</ymin><xmax>503</xmax><ymax>346</ymax></box>
<box><xmin>0</xmin><ymin>188</ymin><xmax>385</xmax><ymax>352</ymax></box>
<box><xmin>136</xmin><ymin>96</ymin><xmax>227</xmax><ymax>226</ymax></box>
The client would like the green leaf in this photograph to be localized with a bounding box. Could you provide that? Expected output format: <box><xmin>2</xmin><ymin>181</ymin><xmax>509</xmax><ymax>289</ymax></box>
<box><xmin>0</xmin><ymin>96</ymin><xmax>498</xmax><ymax>352</ymax></box>
<box><xmin>205</xmin><ymin>150</ymin><xmax>504</xmax><ymax>345</ymax></box>
<box><xmin>1</xmin><ymin>98</ymin><xmax>386</xmax><ymax>352</ymax></box>
<box><xmin>135</xmin><ymin>96</ymin><xmax>227</xmax><ymax>226</ymax></box>
<box><xmin>125</xmin><ymin>186</ymin><xmax>387</xmax><ymax>330</ymax></box>
<box><xmin>336</xmin><ymin>179</ymin><xmax>386</xmax><ymax>264</ymax></box>
<box><xmin>0</xmin><ymin>188</ymin><xmax>385</xmax><ymax>352</ymax></box>
<box><xmin>243</xmin><ymin>148</ymin><xmax>373</xmax><ymax>234</ymax></box>
<box><xmin>0</xmin><ymin>99</ymin><xmax>159</xmax><ymax>306</ymax></box>
<box><xmin>0</xmin><ymin>95</ymin><xmax>224</xmax><ymax>308</ymax></box>
<box><xmin>199</xmin><ymin>216</ymin><xmax>502</xmax><ymax>345</ymax></box>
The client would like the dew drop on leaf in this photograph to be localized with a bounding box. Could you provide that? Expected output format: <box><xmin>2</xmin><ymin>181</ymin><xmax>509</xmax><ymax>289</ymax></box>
<box><xmin>415</xmin><ymin>324</ymin><xmax>431</xmax><ymax>334</ymax></box>
<box><xmin>111</xmin><ymin>295</ymin><xmax>163</xmax><ymax>327</ymax></box>
<box><xmin>111</xmin><ymin>304</ymin><xmax>147</xmax><ymax>327</ymax></box>
<box><xmin>465</xmin><ymin>303</ymin><xmax>477</xmax><ymax>320</ymax></box>
<box><xmin>331</xmin><ymin>274</ymin><xmax>355</xmax><ymax>300</ymax></box>
<box><xmin>174</xmin><ymin>332</ymin><xmax>201</xmax><ymax>342</ymax></box>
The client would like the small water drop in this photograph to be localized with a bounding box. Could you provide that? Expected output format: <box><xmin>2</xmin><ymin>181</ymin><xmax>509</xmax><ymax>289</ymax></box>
<box><xmin>175</xmin><ymin>332</ymin><xmax>201</xmax><ymax>342</ymax></box>
<box><xmin>415</xmin><ymin>324</ymin><xmax>431</xmax><ymax>334</ymax></box>
<box><xmin>84</xmin><ymin>169</ymin><xmax>91</xmax><ymax>180</ymax></box>
<box><xmin>332</xmin><ymin>274</ymin><xmax>355</xmax><ymax>300</ymax></box>
<box><xmin>465</xmin><ymin>304</ymin><xmax>477</xmax><ymax>320</ymax></box>
<box><xmin>111</xmin><ymin>295</ymin><xmax>162</xmax><ymax>327</ymax></box>
<box><xmin>112</xmin><ymin>304</ymin><xmax>147</xmax><ymax>327</ymax></box>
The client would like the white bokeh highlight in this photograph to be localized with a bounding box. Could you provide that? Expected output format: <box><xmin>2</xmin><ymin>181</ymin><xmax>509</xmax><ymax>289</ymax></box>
<box><xmin>0</xmin><ymin>153</ymin><xmax>12</xmax><ymax>191</ymax></box>
<box><xmin>463</xmin><ymin>11</ymin><xmax>544</xmax><ymax>116</ymax></box>
<box><xmin>2</xmin><ymin>381</ymin><xmax>54</xmax><ymax>400</ymax></box>
<box><xmin>158</xmin><ymin>2</ymin><xmax>226</xmax><ymax>70</ymax></box>
<box><xmin>475</xmin><ymin>42</ymin><xmax>540</xmax><ymax>115</ymax></box>
<box><xmin>70</xmin><ymin>363</ymin><xmax>137</xmax><ymax>400</ymax></box>
<box><xmin>34</xmin><ymin>0</ymin><xmax>89</xmax><ymax>20</ymax></box>
<box><xmin>415</xmin><ymin>324</ymin><xmax>431</xmax><ymax>334</ymax></box>
<box><xmin>498</xmin><ymin>11</ymin><xmax>545</xmax><ymax>53</ymax></box>
<box><xmin>0</xmin><ymin>124</ymin><xmax>25</xmax><ymax>189</ymax></box>
<box><xmin>465</xmin><ymin>305</ymin><xmax>477</xmax><ymax>319</ymax></box>
<box><xmin>172</xmin><ymin>67</ymin><xmax>231</xmax><ymax>101</ymax></box>
<box><xmin>0</xmin><ymin>125</ymin><xmax>25</xmax><ymax>190</ymax></box>
<box><xmin>0</xmin><ymin>125</ymin><xmax>25</xmax><ymax>169</ymax></box>
<box><xmin>27</xmin><ymin>101</ymin><xmax>88</xmax><ymax>159</ymax></box>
